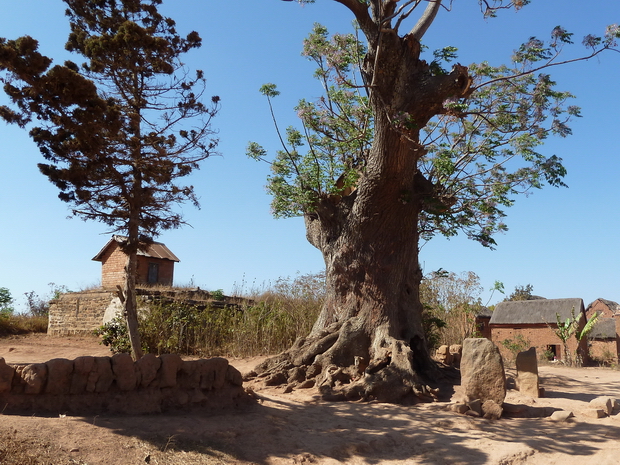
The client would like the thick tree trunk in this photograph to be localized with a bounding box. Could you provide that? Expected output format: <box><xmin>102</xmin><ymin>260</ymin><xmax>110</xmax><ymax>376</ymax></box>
<box><xmin>253</xmin><ymin>115</ymin><xmax>445</xmax><ymax>402</ymax></box>
<box><xmin>252</xmin><ymin>16</ymin><xmax>470</xmax><ymax>402</ymax></box>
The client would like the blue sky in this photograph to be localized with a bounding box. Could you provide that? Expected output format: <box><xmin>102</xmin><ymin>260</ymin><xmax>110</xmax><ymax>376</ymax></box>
<box><xmin>0</xmin><ymin>0</ymin><xmax>618</xmax><ymax>311</ymax></box>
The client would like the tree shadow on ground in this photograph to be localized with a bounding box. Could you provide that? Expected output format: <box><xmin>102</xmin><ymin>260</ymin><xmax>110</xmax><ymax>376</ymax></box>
<box><xmin>70</xmin><ymin>390</ymin><xmax>620</xmax><ymax>465</ymax></box>
<box><xmin>541</xmin><ymin>372</ymin><xmax>620</xmax><ymax>402</ymax></box>
<box><xmin>76</xmin><ymin>397</ymin><xmax>492</xmax><ymax>464</ymax></box>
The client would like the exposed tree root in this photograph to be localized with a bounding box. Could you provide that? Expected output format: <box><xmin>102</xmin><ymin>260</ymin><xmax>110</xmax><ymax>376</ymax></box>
<box><xmin>245</xmin><ymin>319</ymin><xmax>458</xmax><ymax>404</ymax></box>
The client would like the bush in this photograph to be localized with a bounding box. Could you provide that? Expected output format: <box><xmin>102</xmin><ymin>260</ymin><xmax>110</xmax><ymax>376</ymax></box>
<box><xmin>93</xmin><ymin>316</ymin><xmax>132</xmax><ymax>354</ymax></box>
<box><xmin>501</xmin><ymin>334</ymin><xmax>531</xmax><ymax>364</ymax></box>
<box><xmin>94</xmin><ymin>272</ymin><xmax>326</xmax><ymax>358</ymax></box>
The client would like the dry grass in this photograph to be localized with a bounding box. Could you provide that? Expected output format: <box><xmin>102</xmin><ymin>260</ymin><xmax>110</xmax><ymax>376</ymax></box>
<box><xmin>0</xmin><ymin>314</ymin><xmax>48</xmax><ymax>337</ymax></box>
<box><xmin>0</xmin><ymin>429</ymin><xmax>86</xmax><ymax>465</ymax></box>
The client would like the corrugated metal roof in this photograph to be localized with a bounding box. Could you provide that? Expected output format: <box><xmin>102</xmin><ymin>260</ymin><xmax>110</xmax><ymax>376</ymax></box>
<box><xmin>92</xmin><ymin>235</ymin><xmax>180</xmax><ymax>262</ymax></box>
<box><xmin>489</xmin><ymin>298</ymin><xmax>585</xmax><ymax>325</ymax></box>
<box><xmin>138</xmin><ymin>241</ymin><xmax>180</xmax><ymax>262</ymax></box>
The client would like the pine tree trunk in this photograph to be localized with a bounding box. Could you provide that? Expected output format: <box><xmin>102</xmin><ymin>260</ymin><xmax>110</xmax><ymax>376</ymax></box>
<box><xmin>123</xmin><ymin>248</ymin><xmax>143</xmax><ymax>361</ymax></box>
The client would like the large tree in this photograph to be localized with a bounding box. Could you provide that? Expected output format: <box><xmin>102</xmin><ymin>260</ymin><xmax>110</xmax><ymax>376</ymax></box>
<box><xmin>248</xmin><ymin>1</ymin><xmax>619</xmax><ymax>401</ymax></box>
<box><xmin>0</xmin><ymin>0</ymin><xmax>219</xmax><ymax>360</ymax></box>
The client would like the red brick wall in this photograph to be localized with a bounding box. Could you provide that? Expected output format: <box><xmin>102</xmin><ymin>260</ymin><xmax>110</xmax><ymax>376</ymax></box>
<box><xmin>100</xmin><ymin>243</ymin><xmax>175</xmax><ymax>288</ymax></box>
<box><xmin>587</xmin><ymin>299</ymin><xmax>616</xmax><ymax>319</ymax></box>
<box><xmin>589</xmin><ymin>339</ymin><xmax>618</xmax><ymax>364</ymax></box>
<box><xmin>491</xmin><ymin>325</ymin><xmax>586</xmax><ymax>362</ymax></box>
<box><xmin>135</xmin><ymin>256</ymin><xmax>174</xmax><ymax>286</ymax></box>
<box><xmin>100</xmin><ymin>244</ymin><xmax>127</xmax><ymax>289</ymax></box>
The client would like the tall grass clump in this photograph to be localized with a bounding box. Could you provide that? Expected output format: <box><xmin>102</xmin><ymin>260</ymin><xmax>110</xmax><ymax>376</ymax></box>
<box><xmin>0</xmin><ymin>314</ymin><xmax>49</xmax><ymax>337</ymax></box>
<box><xmin>96</xmin><ymin>272</ymin><xmax>325</xmax><ymax>357</ymax></box>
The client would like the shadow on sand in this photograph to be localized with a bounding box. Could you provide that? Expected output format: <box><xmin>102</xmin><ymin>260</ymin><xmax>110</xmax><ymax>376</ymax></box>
<box><xmin>65</xmin><ymin>385</ymin><xmax>620</xmax><ymax>465</ymax></box>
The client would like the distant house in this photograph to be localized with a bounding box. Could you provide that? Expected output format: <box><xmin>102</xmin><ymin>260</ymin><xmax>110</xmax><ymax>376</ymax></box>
<box><xmin>92</xmin><ymin>235</ymin><xmax>180</xmax><ymax>289</ymax></box>
<box><xmin>585</xmin><ymin>298</ymin><xmax>620</xmax><ymax>365</ymax></box>
<box><xmin>588</xmin><ymin>317</ymin><xmax>619</xmax><ymax>364</ymax></box>
<box><xmin>586</xmin><ymin>298</ymin><xmax>620</xmax><ymax>319</ymax></box>
<box><xmin>474</xmin><ymin>307</ymin><xmax>493</xmax><ymax>340</ymax></box>
<box><xmin>489</xmin><ymin>298</ymin><xmax>588</xmax><ymax>362</ymax></box>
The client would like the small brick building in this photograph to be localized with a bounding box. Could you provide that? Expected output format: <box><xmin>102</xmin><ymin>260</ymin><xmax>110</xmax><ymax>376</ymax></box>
<box><xmin>92</xmin><ymin>235</ymin><xmax>180</xmax><ymax>289</ymax></box>
<box><xmin>489</xmin><ymin>298</ymin><xmax>588</xmax><ymax>363</ymax></box>
<box><xmin>585</xmin><ymin>298</ymin><xmax>620</xmax><ymax>364</ymax></box>
<box><xmin>586</xmin><ymin>298</ymin><xmax>620</xmax><ymax>319</ymax></box>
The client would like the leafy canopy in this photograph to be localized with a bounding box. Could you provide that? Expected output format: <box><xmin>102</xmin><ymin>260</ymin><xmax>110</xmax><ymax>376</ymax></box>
<box><xmin>249</xmin><ymin>20</ymin><xmax>620</xmax><ymax>248</ymax></box>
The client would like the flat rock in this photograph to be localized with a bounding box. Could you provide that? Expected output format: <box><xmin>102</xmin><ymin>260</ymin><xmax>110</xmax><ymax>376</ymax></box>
<box><xmin>549</xmin><ymin>410</ymin><xmax>574</xmax><ymax>422</ymax></box>
<box><xmin>589</xmin><ymin>396</ymin><xmax>615</xmax><ymax>416</ymax></box>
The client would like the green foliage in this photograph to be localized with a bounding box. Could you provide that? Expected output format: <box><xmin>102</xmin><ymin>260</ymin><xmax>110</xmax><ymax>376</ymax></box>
<box><xmin>248</xmin><ymin>24</ymin><xmax>371</xmax><ymax>218</ymax></box>
<box><xmin>250</xmin><ymin>17</ymin><xmax>617</xmax><ymax>248</ymax></box>
<box><xmin>551</xmin><ymin>306</ymin><xmax>595</xmax><ymax>366</ymax></box>
<box><xmin>0</xmin><ymin>287</ymin><xmax>13</xmax><ymax>317</ymax></box>
<box><xmin>93</xmin><ymin>316</ymin><xmax>132</xmax><ymax>354</ymax></box>
<box><xmin>554</xmin><ymin>309</ymin><xmax>577</xmax><ymax>344</ymax></box>
<box><xmin>505</xmin><ymin>284</ymin><xmax>535</xmax><ymax>301</ymax></box>
<box><xmin>501</xmin><ymin>334</ymin><xmax>531</xmax><ymax>362</ymax></box>
<box><xmin>210</xmin><ymin>289</ymin><xmax>225</xmax><ymax>301</ymax></box>
<box><xmin>93</xmin><ymin>273</ymin><xmax>325</xmax><ymax>357</ymax></box>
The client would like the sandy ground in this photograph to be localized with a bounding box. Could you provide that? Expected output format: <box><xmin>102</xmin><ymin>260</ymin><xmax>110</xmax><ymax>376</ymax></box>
<box><xmin>2</xmin><ymin>334</ymin><xmax>620</xmax><ymax>464</ymax></box>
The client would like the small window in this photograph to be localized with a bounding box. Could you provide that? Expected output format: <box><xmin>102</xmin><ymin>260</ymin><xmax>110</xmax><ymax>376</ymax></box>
<box><xmin>147</xmin><ymin>262</ymin><xmax>159</xmax><ymax>284</ymax></box>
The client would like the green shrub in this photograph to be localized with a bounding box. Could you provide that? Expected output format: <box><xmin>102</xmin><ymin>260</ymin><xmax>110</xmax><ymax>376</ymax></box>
<box><xmin>501</xmin><ymin>334</ymin><xmax>531</xmax><ymax>364</ymax></box>
<box><xmin>93</xmin><ymin>316</ymin><xmax>132</xmax><ymax>354</ymax></box>
<box><xmin>94</xmin><ymin>272</ymin><xmax>326</xmax><ymax>358</ymax></box>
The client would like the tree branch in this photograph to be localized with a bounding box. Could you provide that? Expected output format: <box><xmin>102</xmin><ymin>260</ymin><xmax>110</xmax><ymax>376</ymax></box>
<box><xmin>333</xmin><ymin>0</ymin><xmax>374</xmax><ymax>36</ymax></box>
<box><xmin>410</xmin><ymin>0</ymin><xmax>442</xmax><ymax>40</ymax></box>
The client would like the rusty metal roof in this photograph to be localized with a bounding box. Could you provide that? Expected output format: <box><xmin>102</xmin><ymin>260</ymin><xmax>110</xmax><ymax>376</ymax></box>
<box><xmin>92</xmin><ymin>235</ymin><xmax>180</xmax><ymax>262</ymax></box>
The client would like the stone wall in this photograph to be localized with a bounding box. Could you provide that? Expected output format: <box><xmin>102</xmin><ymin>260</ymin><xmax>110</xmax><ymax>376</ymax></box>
<box><xmin>48</xmin><ymin>288</ymin><xmax>248</xmax><ymax>336</ymax></box>
<box><xmin>48</xmin><ymin>290</ymin><xmax>119</xmax><ymax>336</ymax></box>
<box><xmin>0</xmin><ymin>354</ymin><xmax>251</xmax><ymax>414</ymax></box>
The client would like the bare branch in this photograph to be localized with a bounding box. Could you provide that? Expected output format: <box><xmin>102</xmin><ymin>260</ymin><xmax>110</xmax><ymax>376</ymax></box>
<box><xmin>410</xmin><ymin>0</ymin><xmax>442</xmax><ymax>40</ymax></box>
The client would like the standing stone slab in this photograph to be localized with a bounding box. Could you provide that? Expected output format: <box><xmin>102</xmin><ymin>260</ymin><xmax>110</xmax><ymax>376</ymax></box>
<box><xmin>436</xmin><ymin>345</ymin><xmax>453</xmax><ymax>365</ymax></box>
<box><xmin>461</xmin><ymin>338</ymin><xmax>506</xmax><ymax>405</ymax></box>
<box><xmin>516</xmin><ymin>347</ymin><xmax>539</xmax><ymax>398</ymax></box>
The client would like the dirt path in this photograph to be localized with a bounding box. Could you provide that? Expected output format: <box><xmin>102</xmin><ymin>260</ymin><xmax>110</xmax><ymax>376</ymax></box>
<box><xmin>2</xmin><ymin>335</ymin><xmax>620</xmax><ymax>464</ymax></box>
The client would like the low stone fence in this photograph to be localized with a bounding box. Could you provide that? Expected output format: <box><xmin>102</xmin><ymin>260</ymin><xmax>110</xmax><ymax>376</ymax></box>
<box><xmin>0</xmin><ymin>354</ymin><xmax>251</xmax><ymax>415</ymax></box>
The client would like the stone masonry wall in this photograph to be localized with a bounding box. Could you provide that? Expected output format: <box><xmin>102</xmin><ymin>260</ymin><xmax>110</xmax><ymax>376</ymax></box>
<box><xmin>0</xmin><ymin>354</ymin><xmax>251</xmax><ymax>415</ymax></box>
<box><xmin>48</xmin><ymin>290</ymin><xmax>118</xmax><ymax>336</ymax></box>
<box><xmin>48</xmin><ymin>288</ymin><xmax>248</xmax><ymax>336</ymax></box>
